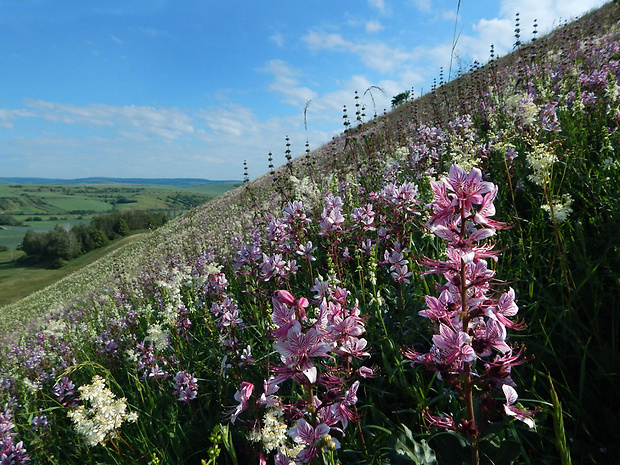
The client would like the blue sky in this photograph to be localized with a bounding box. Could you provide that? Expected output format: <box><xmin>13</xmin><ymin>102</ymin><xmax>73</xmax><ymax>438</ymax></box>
<box><xmin>0</xmin><ymin>0</ymin><xmax>608</xmax><ymax>180</ymax></box>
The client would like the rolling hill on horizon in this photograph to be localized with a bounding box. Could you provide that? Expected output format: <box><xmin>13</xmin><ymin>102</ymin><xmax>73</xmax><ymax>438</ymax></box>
<box><xmin>0</xmin><ymin>177</ymin><xmax>240</xmax><ymax>187</ymax></box>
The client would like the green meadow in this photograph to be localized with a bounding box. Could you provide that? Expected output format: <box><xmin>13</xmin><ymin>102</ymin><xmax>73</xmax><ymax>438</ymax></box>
<box><xmin>0</xmin><ymin>180</ymin><xmax>240</xmax><ymax>249</ymax></box>
<box><xmin>0</xmin><ymin>180</ymin><xmax>238</xmax><ymax>308</ymax></box>
<box><xmin>0</xmin><ymin>233</ymin><xmax>146</xmax><ymax>308</ymax></box>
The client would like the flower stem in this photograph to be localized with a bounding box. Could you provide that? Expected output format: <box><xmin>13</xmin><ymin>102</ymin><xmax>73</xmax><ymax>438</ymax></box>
<box><xmin>464</xmin><ymin>373</ymin><xmax>479</xmax><ymax>465</ymax></box>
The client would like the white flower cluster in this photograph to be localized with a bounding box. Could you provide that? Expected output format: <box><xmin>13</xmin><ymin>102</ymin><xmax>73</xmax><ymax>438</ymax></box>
<box><xmin>290</xmin><ymin>176</ymin><xmax>322</xmax><ymax>207</ymax></box>
<box><xmin>67</xmin><ymin>375</ymin><xmax>138</xmax><ymax>446</ymax></box>
<box><xmin>393</xmin><ymin>146</ymin><xmax>411</xmax><ymax>160</ymax></box>
<box><xmin>146</xmin><ymin>323</ymin><xmax>170</xmax><ymax>351</ymax></box>
<box><xmin>506</xmin><ymin>94</ymin><xmax>540</xmax><ymax>126</ymax></box>
<box><xmin>449</xmin><ymin>150</ymin><xmax>479</xmax><ymax>172</ymax></box>
<box><xmin>42</xmin><ymin>318</ymin><xmax>68</xmax><ymax>339</ymax></box>
<box><xmin>249</xmin><ymin>408</ymin><xmax>303</xmax><ymax>458</ymax></box>
<box><xmin>542</xmin><ymin>194</ymin><xmax>574</xmax><ymax>222</ymax></box>
<box><xmin>157</xmin><ymin>266</ymin><xmax>193</xmax><ymax>326</ymax></box>
<box><xmin>602</xmin><ymin>156</ymin><xmax>617</xmax><ymax>170</ymax></box>
<box><xmin>526</xmin><ymin>144</ymin><xmax>558</xmax><ymax>187</ymax></box>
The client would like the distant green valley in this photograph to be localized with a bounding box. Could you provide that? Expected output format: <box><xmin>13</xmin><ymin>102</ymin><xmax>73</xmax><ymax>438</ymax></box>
<box><xmin>0</xmin><ymin>178</ymin><xmax>240</xmax><ymax>250</ymax></box>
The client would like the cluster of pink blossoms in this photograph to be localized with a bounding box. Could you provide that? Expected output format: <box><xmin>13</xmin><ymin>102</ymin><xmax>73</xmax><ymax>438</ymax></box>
<box><xmin>404</xmin><ymin>165</ymin><xmax>535</xmax><ymax>436</ymax></box>
<box><xmin>230</xmin><ymin>285</ymin><xmax>371</xmax><ymax>464</ymax></box>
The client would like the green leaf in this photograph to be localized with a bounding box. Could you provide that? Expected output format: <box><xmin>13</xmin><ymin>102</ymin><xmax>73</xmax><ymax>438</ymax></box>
<box><xmin>390</xmin><ymin>425</ymin><xmax>438</xmax><ymax>464</ymax></box>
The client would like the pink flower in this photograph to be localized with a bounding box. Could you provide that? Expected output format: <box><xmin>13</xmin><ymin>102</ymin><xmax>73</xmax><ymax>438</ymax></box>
<box><xmin>229</xmin><ymin>381</ymin><xmax>254</xmax><ymax>424</ymax></box>
<box><xmin>418</xmin><ymin>291</ymin><xmax>452</xmax><ymax>320</ymax></box>
<box><xmin>432</xmin><ymin>324</ymin><xmax>476</xmax><ymax>364</ymax></box>
<box><xmin>357</xmin><ymin>366</ymin><xmax>375</xmax><ymax>378</ymax></box>
<box><xmin>428</xmin><ymin>165</ymin><xmax>494</xmax><ymax>228</ymax></box>
<box><xmin>319</xmin><ymin>196</ymin><xmax>346</xmax><ymax>235</ymax></box>
<box><xmin>258</xmin><ymin>376</ymin><xmax>280</xmax><ymax>407</ymax></box>
<box><xmin>472</xmin><ymin>319</ymin><xmax>510</xmax><ymax>356</ymax></box>
<box><xmin>288</xmin><ymin>419</ymin><xmax>340</xmax><ymax>463</ymax></box>
<box><xmin>351</xmin><ymin>204</ymin><xmax>376</xmax><ymax>230</ymax></box>
<box><xmin>329</xmin><ymin>381</ymin><xmax>360</xmax><ymax>429</ymax></box>
<box><xmin>444</xmin><ymin>164</ymin><xmax>493</xmax><ymax>212</ymax></box>
<box><xmin>473</xmin><ymin>184</ymin><xmax>509</xmax><ymax>230</ymax></box>
<box><xmin>485</xmin><ymin>288</ymin><xmax>524</xmax><ymax>330</ymax></box>
<box><xmin>423</xmin><ymin>408</ymin><xmax>456</xmax><ymax>430</ymax></box>
<box><xmin>274</xmin><ymin>327</ymin><xmax>330</xmax><ymax>384</ymax></box>
<box><xmin>271</xmin><ymin>297</ymin><xmax>302</xmax><ymax>342</ymax></box>
<box><xmin>502</xmin><ymin>385</ymin><xmax>536</xmax><ymax>429</ymax></box>
<box><xmin>336</xmin><ymin>336</ymin><xmax>370</xmax><ymax>359</ymax></box>
<box><xmin>275</xmin><ymin>289</ymin><xmax>309</xmax><ymax>319</ymax></box>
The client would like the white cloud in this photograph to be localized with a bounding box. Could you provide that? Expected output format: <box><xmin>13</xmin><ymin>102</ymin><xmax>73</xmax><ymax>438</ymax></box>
<box><xmin>23</xmin><ymin>100</ymin><xmax>194</xmax><ymax>140</ymax></box>
<box><xmin>303</xmin><ymin>31</ymin><xmax>348</xmax><ymax>50</ymax></box>
<box><xmin>0</xmin><ymin>109</ymin><xmax>28</xmax><ymax>129</ymax></box>
<box><xmin>306</xmin><ymin>71</ymin><xmax>423</xmax><ymax>125</ymax></box>
<box><xmin>201</xmin><ymin>103</ymin><xmax>260</xmax><ymax>138</ymax></box>
<box><xmin>261</xmin><ymin>59</ymin><xmax>318</xmax><ymax>107</ymax></box>
<box><xmin>303</xmin><ymin>30</ymin><xmax>423</xmax><ymax>74</ymax></box>
<box><xmin>270</xmin><ymin>32</ymin><xmax>285</xmax><ymax>47</ymax></box>
<box><xmin>365</xmin><ymin>20</ymin><xmax>384</xmax><ymax>34</ymax></box>
<box><xmin>459</xmin><ymin>0</ymin><xmax>609</xmax><ymax>62</ymax></box>
<box><xmin>413</xmin><ymin>0</ymin><xmax>432</xmax><ymax>13</ymax></box>
<box><xmin>368</xmin><ymin>0</ymin><xmax>388</xmax><ymax>15</ymax></box>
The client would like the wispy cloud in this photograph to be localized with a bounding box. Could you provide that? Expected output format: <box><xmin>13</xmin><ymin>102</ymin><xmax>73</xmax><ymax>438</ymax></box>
<box><xmin>0</xmin><ymin>109</ymin><xmax>31</xmax><ymax>129</ymax></box>
<box><xmin>269</xmin><ymin>32</ymin><xmax>285</xmax><ymax>47</ymax></box>
<box><xmin>200</xmin><ymin>103</ymin><xmax>259</xmax><ymax>138</ymax></box>
<box><xmin>450</xmin><ymin>0</ymin><xmax>607</xmax><ymax>65</ymax></box>
<box><xmin>22</xmin><ymin>100</ymin><xmax>194</xmax><ymax>140</ymax></box>
<box><xmin>412</xmin><ymin>0</ymin><xmax>432</xmax><ymax>13</ymax></box>
<box><xmin>261</xmin><ymin>59</ymin><xmax>318</xmax><ymax>107</ymax></box>
<box><xmin>303</xmin><ymin>31</ymin><xmax>422</xmax><ymax>74</ymax></box>
<box><xmin>365</xmin><ymin>20</ymin><xmax>384</xmax><ymax>34</ymax></box>
<box><xmin>367</xmin><ymin>0</ymin><xmax>389</xmax><ymax>15</ymax></box>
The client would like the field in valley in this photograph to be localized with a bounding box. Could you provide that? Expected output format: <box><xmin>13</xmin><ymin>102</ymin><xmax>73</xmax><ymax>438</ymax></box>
<box><xmin>0</xmin><ymin>179</ymin><xmax>240</xmax><ymax>249</ymax></box>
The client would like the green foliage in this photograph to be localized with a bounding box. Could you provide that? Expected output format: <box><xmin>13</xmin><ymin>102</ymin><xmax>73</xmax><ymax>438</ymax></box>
<box><xmin>392</xmin><ymin>425</ymin><xmax>437</xmax><ymax>464</ymax></box>
<box><xmin>0</xmin><ymin>214</ymin><xmax>24</xmax><ymax>226</ymax></box>
<box><xmin>20</xmin><ymin>210</ymin><xmax>168</xmax><ymax>266</ymax></box>
<box><xmin>392</xmin><ymin>91</ymin><xmax>411</xmax><ymax>108</ymax></box>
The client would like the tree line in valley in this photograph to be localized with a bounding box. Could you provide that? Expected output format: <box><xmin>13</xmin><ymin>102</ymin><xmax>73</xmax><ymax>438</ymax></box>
<box><xmin>20</xmin><ymin>210</ymin><xmax>168</xmax><ymax>267</ymax></box>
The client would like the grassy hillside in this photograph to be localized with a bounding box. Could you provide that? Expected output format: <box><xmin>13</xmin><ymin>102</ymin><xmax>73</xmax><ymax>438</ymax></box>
<box><xmin>0</xmin><ymin>3</ymin><xmax>619</xmax><ymax>464</ymax></box>
<box><xmin>0</xmin><ymin>233</ymin><xmax>148</xmax><ymax>308</ymax></box>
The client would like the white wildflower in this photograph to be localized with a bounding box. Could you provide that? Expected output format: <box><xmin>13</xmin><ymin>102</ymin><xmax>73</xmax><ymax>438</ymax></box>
<box><xmin>146</xmin><ymin>323</ymin><xmax>170</xmax><ymax>351</ymax></box>
<box><xmin>161</xmin><ymin>304</ymin><xmax>178</xmax><ymax>327</ymax></box>
<box><xmin>394</xmin><ymin>146</ymin><xmax>410</xmax><ymax>160</ymax></box>
<box><xmin>125</xmin><ymin>349</ymin><xmax>139</xmax><ymax>363</ymax></box>
<box><xmin>23</xmin><ymin>377</ymin><xmax>42</xmax><ymax>393</ymax></box>
<box><xmin>290</xmin><ymin>176</ymin><xmax>322</xmax><ymax>205</ymax></box>
<box><xmin>67</xmin><ymin>375</ymin><xmax>137</xmax><ymax>446</ymax></box>
<box><xmin>526</xmin><ymin>144</ymin><xmax>558</xmax><ymax>187</ymax></box>
<box><xmin>449</xmin><ymin>151</ymin><xmax>479</xmax><ymax>171</ymax></box>
<box><xmin>542</xmin><ymin>194</ymin><xmax>573</xmax><ymax>222</ymax></box>
<box><xmin>42</xmin><ymin>318</ymin><xmax>67</xmax><ymax>339</ymax></box>
<box><xmin>251</xmin><ymin>408</ymin><xmax>303</xmax><ymax>458</ymax></box>
<box><xmin>204</xmin><ymin>262</ymin><xmax>222</xmax><ymax>276</ymax></box>
<box><xmin>506</xmin><ymin>94</ymin><xmax>539</xmax><ymax>126</ymax></box>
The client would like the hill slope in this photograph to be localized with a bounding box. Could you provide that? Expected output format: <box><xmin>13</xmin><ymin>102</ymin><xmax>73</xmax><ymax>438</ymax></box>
<box><xmin>1</xmin><ymin>3</ymin><xmax>619</xmax><ymax>464</ymax></box>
